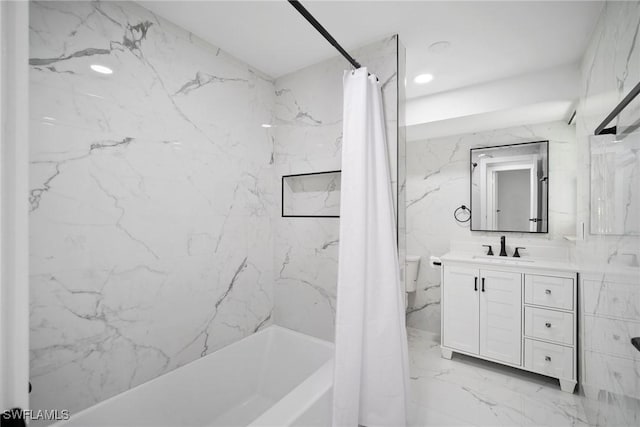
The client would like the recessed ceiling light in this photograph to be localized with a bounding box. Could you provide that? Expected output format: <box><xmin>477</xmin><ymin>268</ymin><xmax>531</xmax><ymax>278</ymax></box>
<box><xmin>429</xmin><ymin>41</ymin><xmax>451</xmax><ymax>54</ymax></box>
<box><xmin>261</xmin><ymin>124</ymin><xmax>273</xmax><ymax>128</ymax></box>
<box><xmin>414</xmin><ymin>73</ymin><xmax>434</xmax><ymax>84</ymax></box>
<box><xmin>90</xmin><ymin>64</ymin><xmax>113</xmax><ymax>74</ymax></box>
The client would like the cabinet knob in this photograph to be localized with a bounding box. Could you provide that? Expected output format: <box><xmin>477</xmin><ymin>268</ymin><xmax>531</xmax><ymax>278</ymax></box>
<box><xmin>544</xmin><ymin>356</ymin><xmax>551</xmax><ymax>362</ymax></box>
<box><xmin>545</xmin><ymin>289</ymin><xmax>551</xmax><ymax>295</ymax></box>
<box><xmin>613</xmin><ymin>334</ymin><xmax>620</xmax><ymax>341</ymax></box>
<box><xmin>545</xmin><ymin>322</ymin><xmax>552</xmax><ymax>328</ymax></box>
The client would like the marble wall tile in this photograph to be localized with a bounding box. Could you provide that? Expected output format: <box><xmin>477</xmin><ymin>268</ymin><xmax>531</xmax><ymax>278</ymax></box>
<box><xmin>406</xmin><ymin>121</ymin><xmax>577</xmax><ymax>333</ymax></box>
<box><xmin>273</xmin><ymin>36</ymin><xmax>404</xmax><ymax>341</ymax></box>
<box><xmin>29</xmin><ymin>0</ymin><xmax>275</xmax><ymax>420</ymax></box>
<box><xmin>576</xmin><ymin>0</ymin><xmax>640</xmax><ymax>271</ymax></box>
<box><xmin>574</xmin><ymin>1</ymin><xmax>640</xmax><ymax>420</ymax></box>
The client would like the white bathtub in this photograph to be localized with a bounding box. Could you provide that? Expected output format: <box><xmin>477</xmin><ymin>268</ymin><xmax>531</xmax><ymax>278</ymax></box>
<box><xmin>53</xmin><ymin>326</ymin><xmax>333</xmax><ymax>427</ymax></box>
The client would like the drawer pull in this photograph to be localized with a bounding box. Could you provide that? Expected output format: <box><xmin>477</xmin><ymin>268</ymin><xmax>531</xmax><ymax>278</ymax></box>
<box><xmin>545</xmin><ymin>322</ymin><xmax>552</xmax><ymax>328</ymax></box>
<box><xmin>544</xmin><ymin>356</ymin><xmax>551</xmax><ymax>362</ymax></box>
<box><xmin>545</xmin><ymin>289</ymin><xmax>551</xmax><ymax>295</ymax></box>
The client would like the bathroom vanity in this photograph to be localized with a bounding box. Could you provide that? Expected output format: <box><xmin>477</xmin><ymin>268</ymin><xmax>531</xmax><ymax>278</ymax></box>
<box><xmin>440</xmin><ymin>251</ymin><xmax>578</xmax><ymax>393</ymax></box>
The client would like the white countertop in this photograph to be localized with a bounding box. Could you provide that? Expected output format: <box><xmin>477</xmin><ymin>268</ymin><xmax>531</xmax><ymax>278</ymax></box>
<box><xmin>441</xmin><ymin>251</ymin><xmax>579</xmax><ymax>273</ymax></box>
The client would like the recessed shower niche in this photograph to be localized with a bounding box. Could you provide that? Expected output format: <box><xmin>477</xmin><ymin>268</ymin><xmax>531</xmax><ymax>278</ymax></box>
<box><xmin>282</xmin><ymin>170</ymin><xmax>341</xmax><ymax>217</ymax></box>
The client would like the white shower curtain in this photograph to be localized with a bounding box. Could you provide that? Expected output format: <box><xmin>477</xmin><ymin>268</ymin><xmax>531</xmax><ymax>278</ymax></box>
<box><xmin>332</xmin><ymin>68</ymin><xmax>410</xmax><ymax>427</ymax></box>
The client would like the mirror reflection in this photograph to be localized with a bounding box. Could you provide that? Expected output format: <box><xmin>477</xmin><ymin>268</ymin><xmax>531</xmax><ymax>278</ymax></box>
<box><xmin>471</xmin><ymin>141</ymin><xmax>549</xmax><ymax>232</ymax></box>
<box><xmin>590</xmin><ymin>132</ymin><xmax>640</xmax><ymax>235</ymax></box>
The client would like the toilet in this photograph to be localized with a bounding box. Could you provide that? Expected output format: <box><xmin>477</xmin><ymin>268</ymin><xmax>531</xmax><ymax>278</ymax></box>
<box><xmin>405</xmin><ymin>255</ymin><xmax>421</xmax><ymax>307</ymax></box>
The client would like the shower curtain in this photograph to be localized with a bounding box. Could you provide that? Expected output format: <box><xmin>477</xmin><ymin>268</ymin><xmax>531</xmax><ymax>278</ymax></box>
<box><xmin>332</xmin><ymin>68</ymin><xmax>410</xmax><ymax>427</ymax></box>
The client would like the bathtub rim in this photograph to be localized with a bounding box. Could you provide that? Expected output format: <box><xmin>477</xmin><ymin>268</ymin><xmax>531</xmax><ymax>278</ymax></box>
<box><xmin>50</xmin><ymin>325</ymin><xmax>333</xmax><ymax>427</ymax></box>
<box><xmin>248</xmin><ymin>359</ymin><xmax>333</xmax><ymax>427</ymax></box>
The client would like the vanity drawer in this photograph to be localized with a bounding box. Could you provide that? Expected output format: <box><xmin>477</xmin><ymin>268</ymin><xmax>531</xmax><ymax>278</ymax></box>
<box><xmin>583</xmin><ymin>315</ymin><xmax>640</xmax><ymax>360</ymax></box>
<box><xmin>524</xmin><ymin>339</ymin><xmax>573</xmax><ymax>380</ymax></box>
<box><xmin>524</xmin><ymin>307</ymin><xmax>574</xmax><ymax>345</ymax></box>
<box><xmin>524</xmin><ymin>274</ymin><xmax>573</xmax><ymax>310</ymax></box>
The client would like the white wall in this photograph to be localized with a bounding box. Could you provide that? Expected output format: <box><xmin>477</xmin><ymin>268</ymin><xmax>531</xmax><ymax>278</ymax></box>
<box><xmin>0</xmin><ymin>0</ymin><xmax>30</xmax><ymax>414</ymax></box>
<box><xmin>575</xmin><ymin>1</ymin><xmax>640</xmax><ymax>267</ymax></box>
<box><xmin>406</xmin><ymin>121</ymin><xmax>576</xmax><ymax>333</ymax></box>
<box><xmin>407</xmin><ymin>63</ymin><xmax>579</xmax><ymax>126</ymax></box>
<box><xmin>273</xmin><ymin>36</ymin><xmax>403</xmax><ymax>341</ymax></box>
<box><xmin>408</xmin><ymin>100</ymin><xmax>576</xmax><ymax>141</ymax></box>
<box><xmin>29</xmin><ymin>1</ymin><xmax>275</xmax><ymax>420</ymax></box>
<box><xmin>573</xmin><ymin>3</ymin><xmax>640</xmax><ymax>422</ymax></box>
<box><xmin>28</xmin><ymin>3</ymin><xmax>406</xmax><ymax>417</ymax></box>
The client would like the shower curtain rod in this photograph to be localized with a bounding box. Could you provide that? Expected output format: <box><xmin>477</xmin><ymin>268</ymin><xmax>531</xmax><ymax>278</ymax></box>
<box><xmin>594</xmin><ymin>80</ymin><xmax>640</xmax><ymax>135</ymax></box>
<box><xmin>287</xmin><ymin>0</ymin><xmax>363</xmax><ymax>70</ymax></box>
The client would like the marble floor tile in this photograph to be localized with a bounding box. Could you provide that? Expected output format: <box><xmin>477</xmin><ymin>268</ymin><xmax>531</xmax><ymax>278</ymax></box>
<box><xmin>406</xmin><ymin>328</ymin><xmax>617</xmax><ymax>427</ymax></box>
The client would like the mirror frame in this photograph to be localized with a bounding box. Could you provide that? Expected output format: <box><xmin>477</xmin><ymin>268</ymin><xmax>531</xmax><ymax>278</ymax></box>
<box><xmin>469</xmin><ymin>140</ymin><xmax>549</xmax><ymax>233</ymax></box>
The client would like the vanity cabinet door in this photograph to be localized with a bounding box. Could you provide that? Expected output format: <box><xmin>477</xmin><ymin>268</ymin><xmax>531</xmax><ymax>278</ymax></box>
<box><xmin>443</xmin><ymin>266</ymin><xmax>480</xmax><ymax>355</ymax></box>
<box><xmin>479</xmin><ymin>269</ymin><xmax>522</xmax><ymax>365</ymax></box>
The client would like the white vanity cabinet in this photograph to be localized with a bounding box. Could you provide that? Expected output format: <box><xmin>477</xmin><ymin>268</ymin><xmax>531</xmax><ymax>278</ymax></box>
<box><xmin>442</xmin><ymin>266</ymin><xmax>480</xmax><ymax>355</ymax></box>
<box><xmin>480</xmin><ymin>270</ymin><xmax>522</xmax><ymax>365</ymax></box>
<box><xmin>441</xmin><ymin>255</ymin><xmax>578</xmax><ymax>393</ymax></box>
<box><xmin>442</xmin><ymin>267</ymin><xmax>521</xmax><ymax>365</ymax></box>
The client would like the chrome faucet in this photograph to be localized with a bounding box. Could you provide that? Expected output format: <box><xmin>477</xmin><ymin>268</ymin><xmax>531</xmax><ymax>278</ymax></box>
<box><xmin>499</xmin><ymin>235</ymin><xmax>507</xmax><ymax>257</ymax></box>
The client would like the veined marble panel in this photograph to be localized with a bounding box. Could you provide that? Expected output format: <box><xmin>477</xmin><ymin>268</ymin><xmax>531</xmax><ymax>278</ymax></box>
<box><xmin>575</xmin><ymin>0</ymin><xmax>640</xmax><ymax>270</ymax></box>
<box><xmin>406</xmin><ymin>121</ymin><xmax>577</xmax><ymax>333</ymax></box>
<box><xmin>273</xmin><ymin>36</ymin><xmax>403</xmax><ymax>341</ymax></box>
<box><xmin>29</xmin><ymin>1</ymin><xmax>275</xmax><ymax>421</ymax></box>
<box><xmin>575</xmin><ymin>1</ymin><xmax>640</xmax><ymax>420</ymax></box>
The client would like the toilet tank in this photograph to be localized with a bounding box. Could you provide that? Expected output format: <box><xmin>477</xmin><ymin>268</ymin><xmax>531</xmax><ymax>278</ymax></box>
<box><xmin>405</xmin><ymin>255</ymin><xmax>421</xmax><ymax>292</ymax></box>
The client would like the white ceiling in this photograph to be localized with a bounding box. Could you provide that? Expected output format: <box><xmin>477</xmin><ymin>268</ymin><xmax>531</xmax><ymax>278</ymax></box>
<box><xmin>140</xmin><ymin>1</ymin><xmax>603</xmax><ymax>99</ymax></box>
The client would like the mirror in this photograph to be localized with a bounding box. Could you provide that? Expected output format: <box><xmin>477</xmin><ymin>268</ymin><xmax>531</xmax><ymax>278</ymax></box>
<box><xmin>470</xmin><ymin>141</ymin><xmax>549</xmax><ymax>233</ymax></box>
<box><xmin>590</xmin><ymin>132</ymin><xmax>640</xmax><ymax>235</ymax></box>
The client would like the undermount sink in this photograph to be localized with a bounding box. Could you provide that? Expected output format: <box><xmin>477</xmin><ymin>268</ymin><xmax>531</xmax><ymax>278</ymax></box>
<box><xmin>472</xmin><ymin>255</ymin><xmax>535</xmax><ymax>264</ymax></box>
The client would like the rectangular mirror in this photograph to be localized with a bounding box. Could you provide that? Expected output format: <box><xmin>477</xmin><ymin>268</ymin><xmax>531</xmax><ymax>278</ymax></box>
<box><xmin>590</xmin><ymin>132</ymin><xmax>640</xmax><ymax>235</ymax></box>
<box><xmin>471</xmin><ymin>141</ymin><xmax>549</xmax><ymax>233</ymax></box>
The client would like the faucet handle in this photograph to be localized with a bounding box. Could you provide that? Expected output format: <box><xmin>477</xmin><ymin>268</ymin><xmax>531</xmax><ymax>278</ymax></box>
<box><xmin>482</xmin><ymin>245</ymin><xmax>494</xmax><ymax>256</ymax></box>
<box><xmin>513</xmin><ymin>247</ymin><xmax>526</xmax><ymax>258</ymax></box>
